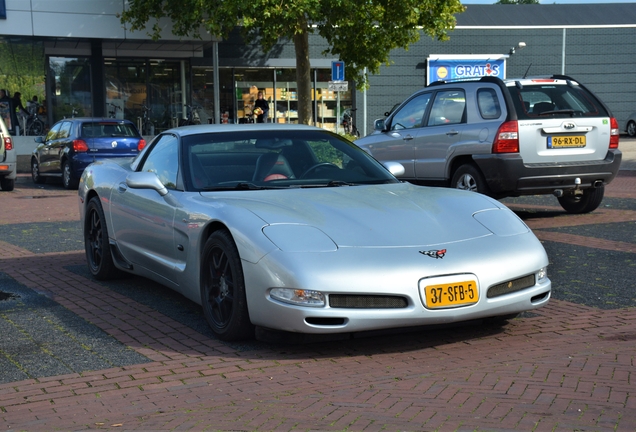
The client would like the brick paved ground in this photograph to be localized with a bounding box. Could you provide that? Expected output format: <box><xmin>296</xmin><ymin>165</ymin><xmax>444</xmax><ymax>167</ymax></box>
<box><xmin>0</xmin><ymin>142</ymin><xmax>635</xmax><ymax>431</ymax></box>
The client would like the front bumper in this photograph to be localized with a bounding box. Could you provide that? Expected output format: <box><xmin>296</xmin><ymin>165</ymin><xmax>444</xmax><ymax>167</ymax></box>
<box><xmin>473</xmin><ymin>149</ymin><xmax>622</xmax><ymax>197</ymax></box>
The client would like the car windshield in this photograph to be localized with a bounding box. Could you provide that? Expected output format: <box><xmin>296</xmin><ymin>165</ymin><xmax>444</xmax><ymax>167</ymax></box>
<box><xmin>81</xmin><ymin>122</ymin><xmax>139</xmax><ymax>138</ymax></box>
<box><xmin>182</xmin><ymin>129</ymin><xmax>399</xmax><ymax>191</ymax></box>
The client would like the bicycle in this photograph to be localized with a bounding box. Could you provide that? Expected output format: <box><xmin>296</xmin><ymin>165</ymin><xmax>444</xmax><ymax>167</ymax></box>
<box><xmin>342</xmin><ymin>108</ymin><xmax>359</xmax><ymax>137</ymax></box>
<box><xmin>107</xmin><ymin>103</ymin><xmax>122</xmax><ymax>118</ymax></box>
<box><xmin>179</xmin><ymin>104</ymin><xmax>201</xmax><ymax>126</ymax></box>
<box><xmin>136</xmin><ymin>105</ymin><xmax>154</xmax><ymax>135</ymax></box>
<box><xmin>24</xmin><ymin>104</ymin><xmax>45</xmax><ymax>136</ymax></box>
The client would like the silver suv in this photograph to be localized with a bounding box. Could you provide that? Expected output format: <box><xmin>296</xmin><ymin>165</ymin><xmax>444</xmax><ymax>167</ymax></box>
<box><xmin>0</xmin><ymin>115</ymin><xmax>16</xmax><ymax>191</ymax></box>
<box><xmin>355</xmin><ymin>75</ymin><xmax>621</xmax><ymax>214</ymax></box>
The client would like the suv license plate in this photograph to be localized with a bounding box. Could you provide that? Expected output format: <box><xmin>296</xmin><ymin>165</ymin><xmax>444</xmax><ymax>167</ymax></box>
<box><xmin>547</xmin><ymin>135</ymin><xmax>586</xmax><ymax>148</ymax></box>
<box><xmin>424</xmin><ymin>280</ymin><xmax>479</xmax><ymax>309</ymax></box>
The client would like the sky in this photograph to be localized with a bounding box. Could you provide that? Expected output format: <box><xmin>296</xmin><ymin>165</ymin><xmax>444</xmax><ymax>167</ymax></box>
<box><xmin>462</xmin><ymin>0</ymin><xmax>635</xmax><ymax>3</ymax></box>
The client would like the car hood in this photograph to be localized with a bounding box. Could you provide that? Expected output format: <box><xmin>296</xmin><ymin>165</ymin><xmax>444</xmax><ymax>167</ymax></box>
<box><xmin>200</xmin><ymin>183</ymin><xmax>528</xmax><ymax>248</ymax></box>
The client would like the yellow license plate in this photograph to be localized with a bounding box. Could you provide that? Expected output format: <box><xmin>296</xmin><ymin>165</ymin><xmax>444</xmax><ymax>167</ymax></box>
<box><xmin>425</xmin><ymin>280</ymin><xmax>479</xmax><ymax>309</ymax></box>
<box><xmin>547</xmin><ymin>135</ymin><xmax>586</xmax><ymax>148</ymax></box>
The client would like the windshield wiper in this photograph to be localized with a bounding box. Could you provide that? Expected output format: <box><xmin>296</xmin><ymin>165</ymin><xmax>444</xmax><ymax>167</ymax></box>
<box><xmin>202</xmin><ymin>182</ymin><xmax>273</xmax><ymax>191</ymax></box>
<box><xmin>327</xmin><ymin>180</ymin><xmax>355</xmax><ymax>187</ymax></box>
<box><xmin>539</xmin><ymin>109</ymin><xmax>575</xmax><ymax>117</ymax></box>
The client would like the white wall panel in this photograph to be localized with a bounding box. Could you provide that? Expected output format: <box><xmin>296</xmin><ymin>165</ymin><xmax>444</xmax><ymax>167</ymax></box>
<box><xmin>1</xmin><ymin>0</ymin><xmax>213</xmax><ymax>41</ymax></box>
<box><xmin>0</xmin><ymin>10</ymin><xmax>34</xmax><ymax>35</ymax></box>
<box><xmin>32</xmin><ymin>12</ymin><xmax>126</xmax><ymax>38</ymax></box>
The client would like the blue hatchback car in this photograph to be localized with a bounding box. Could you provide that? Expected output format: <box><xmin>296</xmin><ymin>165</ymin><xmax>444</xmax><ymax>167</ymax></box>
<box><xmin>31</xmin><ymin>117</ymin><xmax>146</xmax><ymax>189</ymax></box>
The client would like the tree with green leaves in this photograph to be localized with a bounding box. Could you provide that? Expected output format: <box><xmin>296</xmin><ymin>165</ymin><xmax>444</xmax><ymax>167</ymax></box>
<box><xmin>121</xmin><ymin>0</ymin><xmax>464</xmax><ymax>125</ymax></box>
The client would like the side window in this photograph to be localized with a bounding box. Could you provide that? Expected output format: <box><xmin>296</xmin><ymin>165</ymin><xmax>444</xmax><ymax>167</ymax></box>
<box><xmin>140</xmin><ymin>134</ymin><xmax>179</xmax><ymax>189</ymax></box>
<box><xmin>390</xmin><ymin>93</ymin><xmax>432</xmax><ymax>131</ymax></box>
<box><xmin>477</xmin><ymin>88</ymin><xmax>502</xmax><ymax>119</ymax></box>
<box><xmin>58</xmin><ymin>121</ymin><xmax>72</xmax><ymax>139</ymax></box>
<box><xmin>45</xmin><ymin>123</ymin><xmax>62</xmax><ymax>141</ymax></box>
<box><xmin>428</xmin><ymin>90</ymin><xmax>466</xmax><ymax>126</ymax></box>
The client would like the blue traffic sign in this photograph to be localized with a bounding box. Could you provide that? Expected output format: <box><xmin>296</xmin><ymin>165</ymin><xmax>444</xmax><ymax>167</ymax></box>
<box><xmin>332</xmin><ymin>61</ymin><xmax>345</xmax><ymax>81</ymax></box>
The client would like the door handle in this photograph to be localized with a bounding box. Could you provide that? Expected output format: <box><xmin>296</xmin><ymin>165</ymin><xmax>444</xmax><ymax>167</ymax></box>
<box><xmin>117</xmin><ymin>182</ymin><xmax>128</xmax><ymax>193</ymax></box>
<box><xmin>446</xmin><ymin>130</ymin><xmax>459</xmax><ymax>136</ymax></box>
<box><xmin>402</xmin><ymin>134</ymin><xmax>414</xmax><ymax>141</ymax></box>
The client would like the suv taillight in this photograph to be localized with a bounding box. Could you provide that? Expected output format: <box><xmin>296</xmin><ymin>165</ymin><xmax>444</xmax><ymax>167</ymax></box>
<box><xmin>3</xmin><ymin>136</ymin><xmax>12</xmax><ymax>151</ymax></box>
<box><xmin>137</xmin><ymin>139</ymin><xmax>146</xmax><ymax>151</ymax></box>
<box><xmin>73</xmin><ymin>139</ymin><xmax>89</xmax><ymax>152</ymax></box>
<box><xmin>492</xmin><ymin>120</ymin><xmax>519</xmax><ymax>153</ymax></box>
<box><xmin>609</xmin><ymin>117</ymin><xmax>620</xmax><ymax>149</ymax></box>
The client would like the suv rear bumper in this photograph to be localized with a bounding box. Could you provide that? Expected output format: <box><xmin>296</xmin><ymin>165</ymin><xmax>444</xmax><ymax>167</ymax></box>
<box><xmin>0</xmin><ymin>155</ymin><xmax>18</xmax><ymax>180</ymax></box>
<box><xmin>473</xmin><ymin>149</ymin><xmax>622</xmax><ymax>197</ymax></box>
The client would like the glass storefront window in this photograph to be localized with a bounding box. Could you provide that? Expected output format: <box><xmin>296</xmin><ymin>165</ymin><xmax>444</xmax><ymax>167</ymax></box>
<box><xmin>149</xmin><ymin>59</ymin><xmax>183</xmax><ymax>132</ymax></box>
<box><xmin>275</xmin><ymin>69</ymin><xmax>298</xmax><ymax>124</ymax></box>
<box><xmin>192</xmin><ymin>66</ymin><xmax>216</xmax><ymax>125</ymax></box>
<box><xmin>49</xmin><ymin>57</ymin><xmax>92</xmax><ymax>122</ymax></box>
<box><xmin>234</xmin><ymin>69</ymin><xmax>274</xmax><ymax>123</ymax></box>
<box><xmin>105</xmin><ymin>58</ymin><xmax>146</xmax><ymax>122</ymax></box>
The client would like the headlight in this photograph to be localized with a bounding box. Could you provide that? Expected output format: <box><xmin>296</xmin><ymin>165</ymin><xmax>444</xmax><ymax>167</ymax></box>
<box><xmin>537</xmin><ymin>267</ymin><xmax>548</xmax><ymax>283</ymax></box>
<box><xmin>269</xmin><ymin>288</ymin><xmax>325</xmax><ymax>307</ymax></box>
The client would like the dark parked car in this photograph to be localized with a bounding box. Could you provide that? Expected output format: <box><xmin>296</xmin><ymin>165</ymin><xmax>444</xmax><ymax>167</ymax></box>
<box><xmin>31</xmin><ymin>117</ymin><xmax>146</xmax><ymax>189</ymax></box>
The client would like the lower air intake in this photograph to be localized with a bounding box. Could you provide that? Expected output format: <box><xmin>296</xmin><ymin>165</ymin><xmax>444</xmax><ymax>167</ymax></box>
<box><xmin>329</xmin><ymin>295</ymin><xmax>408</xmax><ymax>309</ymax></box>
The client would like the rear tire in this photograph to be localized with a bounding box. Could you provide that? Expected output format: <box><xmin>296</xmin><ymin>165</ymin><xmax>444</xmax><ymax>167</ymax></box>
<box><xmin>62</xmin><ymin>160</ymin><xmax>79</xmax><ymax>189</ymax></box>
<box><xmin>0</xmin><ymin>178</ymin><xmax>14</xmax><ymax>191</ymax></box>
<box><xmin>627</xmin><ymin>121</ymin><xmax>636</xmax><ymax>137</ymax></box>
<box><xmin>84</xmin><ymin>197</ymin><xmax>124</xmax><ymax>280</ymax></box>
<box><xmin>451</xmin><ymin>163</ymin><xmax>489</xmax><ymax>194</ymax></box>
<box><xmin>31</xmin><ymin>158</ymin><xmax>46</xmax><ymax>184</ymax></box>
<box><xmin>558</xmin><ymin>186</ymin><xmax>604</xmax><ymax>214</ymax></box>
<box><xmin>31</xmin><ymin>119</ymin><xmax>44</xmax><ymax>136</ymax></box>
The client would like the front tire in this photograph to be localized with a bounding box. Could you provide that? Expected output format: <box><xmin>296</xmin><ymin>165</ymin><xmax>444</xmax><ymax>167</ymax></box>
<box><xmin>627</xmin><ymin>121</ymin><xmax>636</xmax><ymax>137</ymax></box>
<box><xmin>558</xmin><ymin>186</ymin><xmax>604</xmax><ymax>214</ymax></box>
<box><xmin>31</xmin><ymin>158</ymin><xmax>46</xmax><ymax>184</ymax></box>
<box><xmin>201</xmin><ymin>230</ymin><xmax>254</xmax><ymax>341</ymax></box>
<box><xmin>84</xmin><ymin>197</ymin><xmax>123</xmax><ymax>280</ymax></box>
<box><xmin>451</xmin><ymin>163</ymin><xmax>489</xmax><ymax>194</ymax></box>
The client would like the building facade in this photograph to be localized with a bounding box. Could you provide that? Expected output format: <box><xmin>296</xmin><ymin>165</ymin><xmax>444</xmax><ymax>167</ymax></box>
<box><xmin>0</xmin><ymin>1</ymin><xmax>634</xmax><ymax>137</ymax></box>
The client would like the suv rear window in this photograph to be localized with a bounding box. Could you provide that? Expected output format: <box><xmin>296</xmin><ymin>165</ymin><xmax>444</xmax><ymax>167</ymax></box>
<box><xmin>81</xmin><ymin>122</ymin><xmax>139</xmax><ymax>138</ymax></box>
<box><xmin>508</xmin><ymin>83</ymin><xmax>609</xmax><ymax>120</ymax></box>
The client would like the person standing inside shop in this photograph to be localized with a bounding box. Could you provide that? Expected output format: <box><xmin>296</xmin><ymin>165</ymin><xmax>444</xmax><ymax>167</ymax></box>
<box><xmin>11</xmin><ymin>91</ymin><xmax>29</xmax><ymax>133</ymax></box>
<box><xmin>254</xmin><ymin>91</ymin><xmax>269</xmax><ymax>123</ymax></box>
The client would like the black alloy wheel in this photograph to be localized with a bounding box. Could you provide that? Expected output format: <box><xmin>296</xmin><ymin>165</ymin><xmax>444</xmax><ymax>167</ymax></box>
<box><xmin>84</xmin><ymin>197</ymin><xmax>122</xmax><ymax>280</ymax></box>
<box><xmin>201</xmin><ymin>230</ymin><xmax>253</xmax><ymax>341</ymax></box>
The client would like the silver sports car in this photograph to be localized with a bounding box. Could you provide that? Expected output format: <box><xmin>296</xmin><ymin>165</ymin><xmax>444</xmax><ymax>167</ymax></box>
<box><xmin>78</xmin><ymin>124</ymin><xmax>551</xmax><ymax>341</ymax></box>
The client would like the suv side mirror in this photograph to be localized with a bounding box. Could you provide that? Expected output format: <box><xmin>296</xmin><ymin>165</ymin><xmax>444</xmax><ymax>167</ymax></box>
<box><xmin>374</xmin><ymin>118</ymin><xmax>386</xmax><ymax>131</ymax></box>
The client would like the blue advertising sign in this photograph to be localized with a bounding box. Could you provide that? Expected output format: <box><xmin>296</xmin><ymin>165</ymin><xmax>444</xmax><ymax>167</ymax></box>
<box><xmin>427</xmin><ymin>57</ymin><xmax>506</xmax><ymax>85</ymax></box>
<box><xmin>331</xmin><ymin>61</ymin><xmax>345</xmax><ymax>82</ymax></box>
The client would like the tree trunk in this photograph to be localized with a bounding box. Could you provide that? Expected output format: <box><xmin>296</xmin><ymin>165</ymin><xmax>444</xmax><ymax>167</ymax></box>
<box><xmin>294</xmin><ymin>29</ymin><xmax>312</xmax><ymax>125</ymax></box>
